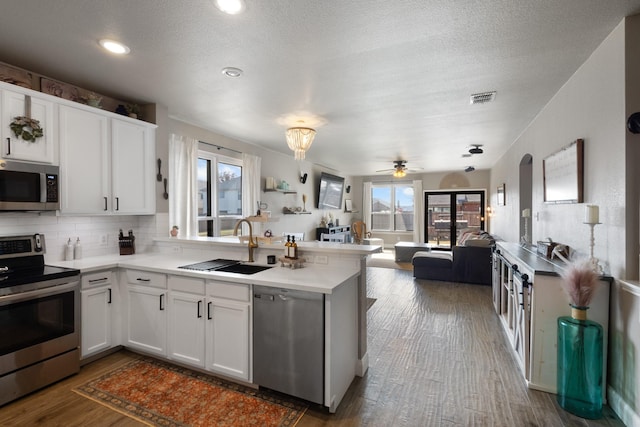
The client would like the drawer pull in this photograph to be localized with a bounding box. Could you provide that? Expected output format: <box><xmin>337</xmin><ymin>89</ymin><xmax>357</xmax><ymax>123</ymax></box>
<box><xmin>137</xmin><ymin>278</ymin><xmax>151</xmax><ymax>282</ymax></box>
<box><xmin>88</xmin><ymin>277</ymin><xmax>109</xmax><ymax>283</ymax></box>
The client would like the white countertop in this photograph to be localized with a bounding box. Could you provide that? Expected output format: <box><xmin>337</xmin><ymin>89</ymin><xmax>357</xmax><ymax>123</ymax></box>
<box><xmin>50</xmin><ymin>253</ymin><xmax>360</xmax><ymax>294</ymax></box>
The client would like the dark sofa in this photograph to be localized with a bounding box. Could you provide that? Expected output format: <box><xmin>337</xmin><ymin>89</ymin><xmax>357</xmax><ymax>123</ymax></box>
<box><xmin>412</xmin><ymin>245</ymin><xmax>493</xmax><ymax>285</ymax></box>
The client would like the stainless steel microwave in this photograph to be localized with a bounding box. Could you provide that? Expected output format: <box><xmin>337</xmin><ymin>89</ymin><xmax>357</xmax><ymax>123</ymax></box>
<box><xmin>0</xmin><ymin>160</ymin><xmax>59</xmax><ymax>211</ymax></box>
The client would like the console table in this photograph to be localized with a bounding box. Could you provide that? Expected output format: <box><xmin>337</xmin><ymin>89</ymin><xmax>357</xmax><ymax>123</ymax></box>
<box><xmin>317</xmin><ymin>225</ymin><xmax>351</xmax><ymax>242</ymax></box>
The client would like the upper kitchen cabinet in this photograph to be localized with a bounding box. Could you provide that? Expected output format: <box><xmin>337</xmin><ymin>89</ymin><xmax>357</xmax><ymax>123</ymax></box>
<box><xmin>1</xmin><ymin>86</ymin><xmax>56</xmax><ymax>164</ymax></box>
<box><xmin>59</xmin><ymin>104</ymin><xmax>156</xmax><ymax>215</ymax></box>
<box><xmin>111</xmin><ymin>118</ymin><xmax>155</xmax><ymax>214</ymax></box>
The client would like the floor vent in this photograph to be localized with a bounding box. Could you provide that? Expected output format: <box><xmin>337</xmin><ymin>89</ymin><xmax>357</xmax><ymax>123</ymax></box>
<box><xmin>470</xmin><ymin>91</ymin><xmax>496</xmax><ymax>105</ymax></box>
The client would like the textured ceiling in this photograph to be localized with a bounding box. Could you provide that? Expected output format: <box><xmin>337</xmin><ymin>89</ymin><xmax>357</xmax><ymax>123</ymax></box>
<box><xmin>1</xmin><ymin>0</ymin><xmax>639</xmax><ymax>176</ymax></box>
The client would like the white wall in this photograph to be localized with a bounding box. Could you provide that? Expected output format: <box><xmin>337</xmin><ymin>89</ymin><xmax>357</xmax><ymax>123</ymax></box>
<box><xmin>489</xmin><ymin>18</ymin><xmax>640</xmax><ymax>425</ymax></box>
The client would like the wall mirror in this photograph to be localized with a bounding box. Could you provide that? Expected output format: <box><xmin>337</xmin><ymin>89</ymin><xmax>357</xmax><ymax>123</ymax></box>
<box><xmin>543</xmin><ymin>139</ymin><xmax>584</xmax><ymax>204</ymax></box>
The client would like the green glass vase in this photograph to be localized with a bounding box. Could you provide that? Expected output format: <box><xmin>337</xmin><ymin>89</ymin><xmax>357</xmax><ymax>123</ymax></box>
<box><xmin>557</xmin><ymin>306</ymin><xmax>603</xmax><ymax>419</ymax></box>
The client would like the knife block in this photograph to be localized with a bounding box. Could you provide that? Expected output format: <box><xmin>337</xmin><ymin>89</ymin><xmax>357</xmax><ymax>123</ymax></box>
<box><xmin>119</xmin><ymin>235</ymin><xmax>135</xmax><ymax>255</ymax></box>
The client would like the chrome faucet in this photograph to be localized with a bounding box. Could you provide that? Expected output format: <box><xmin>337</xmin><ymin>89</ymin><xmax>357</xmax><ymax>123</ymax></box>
<box><xmin>233</xmin><ymin>219</ymin><xmax>258</xmax><ymax>262</ymax></box>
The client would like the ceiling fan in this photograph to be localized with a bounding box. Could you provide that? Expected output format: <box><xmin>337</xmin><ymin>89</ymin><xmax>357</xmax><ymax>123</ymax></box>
<box><xmin>376</xmin><ymin>160</ymin><xmax>422</xmax><ymax>177</ymax></box>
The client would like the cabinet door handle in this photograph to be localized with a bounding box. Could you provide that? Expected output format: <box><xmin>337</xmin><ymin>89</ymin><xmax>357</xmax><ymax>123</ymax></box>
<box><xmin>197</xmin><ymin>300</ymin><xmax>203</xmax><ymax>318</ymax></box>
<box><xmin>104</xmin><ymin>197</ymin><xmax>108</xmax><ymax>211</ymax></box>
<box><xmin>6</xmin><ymin>138</ymin><xmax>10</xmax><ymax>155</ymax></box>
<box><xmin>108</xmin><ymin>288</ymin><xmax>112</xmax><ymax>304</ymax></box>
<box><xmin>207</xmin><ymin>301</ymin><xmax>212</xmax><ymax>320</ymax></box>
<box><xmin>159</xmin><ymin>293</ymin><xmax>165</xmax><ymax>310</ymax></box>
<box><xmin>115</xmin><ymin>197</ymin><xmax>119</xmax><ymax>211</ymax></box>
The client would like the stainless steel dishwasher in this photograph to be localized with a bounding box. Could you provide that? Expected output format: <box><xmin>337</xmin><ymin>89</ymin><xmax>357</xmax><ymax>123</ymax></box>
<box><xmin>253</xmin><ymin>285</ymin><xmax>324</xmax><ymax>404</ymax></box>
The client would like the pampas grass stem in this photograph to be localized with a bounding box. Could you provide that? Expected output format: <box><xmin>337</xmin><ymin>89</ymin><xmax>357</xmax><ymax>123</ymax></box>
<box><xmin>560</xmin><ymin>259</ymin><xmax>599</xmax><ymax>308</ymax></box>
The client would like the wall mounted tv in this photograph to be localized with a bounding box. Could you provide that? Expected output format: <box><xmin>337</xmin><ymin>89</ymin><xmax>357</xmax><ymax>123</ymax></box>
<box><xmin>317</xmin><ymin>172</ymin><xmax>345</xmax><ymax>210</ymax></box>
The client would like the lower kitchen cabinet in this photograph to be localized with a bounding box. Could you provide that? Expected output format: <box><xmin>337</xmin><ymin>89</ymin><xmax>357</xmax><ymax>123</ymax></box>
<box><xmin>81</xmin><ymin>270</ymin><xmax>118</xmax><ymax>358</ymax></box>
<box><xmin>206</xmin><ymin>298</ymin><xmax>250</xmax><ymax>380</ymax></box>
<box><xmin>165</xmin><ymin>276</ymin><xmax>251</xmax><ymax>381</ymax></box>
<box><xmin>167</xmin><ymin>276</ymin><xmax>206</xmax><ymax>367</ymax></box>
<box><xmin>123</xmin><ymin>270</ymin><xmax>168</xmax><ymax>357</ymax></box>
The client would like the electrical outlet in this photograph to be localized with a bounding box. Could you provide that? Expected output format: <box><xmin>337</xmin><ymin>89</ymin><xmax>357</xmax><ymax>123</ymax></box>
<box><xmin>315</xmin><ymin>255</ymin><xmax>328</xmax><ymax>264</ymax></box>
<box><xmin>172</xmin><ymin>246</ymin><xmax>182</xmax><ymax>253</ymax></box>
<box><xmin>99</xmin><ymin>234</ymin><xmax>108</xmax><ymax>247</ymax></box>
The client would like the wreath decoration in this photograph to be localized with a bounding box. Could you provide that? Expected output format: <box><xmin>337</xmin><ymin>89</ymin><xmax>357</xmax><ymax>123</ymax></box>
<box><xmin>10</xmin><ymin>116</ymin><xmax>44</xmax><ymax>142</ymax></box>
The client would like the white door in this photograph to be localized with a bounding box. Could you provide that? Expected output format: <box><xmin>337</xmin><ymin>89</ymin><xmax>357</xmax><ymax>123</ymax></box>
<box><xmin>168</xmin><ymin>291</ymin><xmax>205</xmax><ymax>367</ymax></box>
<box><xmin>206</xmin><ymin>299</ymin><xmax>250</xmax><ymax>380</ymax></box>
<box><xmin>126</xmin><ymin>285</ymin><xmax>167</xmax><ymax>356</ymax></box>
<box><xmin>59</xmin><ymin>105</ymin><xmax>110</xmax><ymax>214</ymax></box>
<box><xmin>1</xmin><ymin>89</ymin><xmax>55</xmax><ymax>164</ymax></box>
<box><xmin>81</xmin><ymin>286</ymin><xmax>112</xmax><ymax>357</ymax></box>
<box><xmin>111</xmin><ymin>118</ymin><xmax>155</xmax><ymax>214</ymax></box>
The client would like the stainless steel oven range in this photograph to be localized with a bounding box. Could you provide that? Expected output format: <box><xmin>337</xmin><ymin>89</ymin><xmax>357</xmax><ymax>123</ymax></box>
<box><xmin>0</xmin><ymin>234</ymin><xmax>80</xmax><ymax>406</ymax></box>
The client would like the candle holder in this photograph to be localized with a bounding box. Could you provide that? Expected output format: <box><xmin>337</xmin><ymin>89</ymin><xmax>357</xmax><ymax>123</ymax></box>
<box><xmin>584</xmin><ymin>221</ymin><xmax>603</xmax><ymax>274</ymax></box>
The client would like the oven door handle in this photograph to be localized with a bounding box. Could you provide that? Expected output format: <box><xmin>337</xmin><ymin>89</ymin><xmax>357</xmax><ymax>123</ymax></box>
<box><xmin>0</xmin><ymin>280</ymin><xmax>79</xmax><ymax>305</ymax></box>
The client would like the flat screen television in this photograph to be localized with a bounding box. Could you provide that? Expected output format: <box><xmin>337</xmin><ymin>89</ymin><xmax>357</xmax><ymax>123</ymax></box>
<box><xmin>317</xmin><ymin>172</ymin><xmax>345</xmax><ymax>210</ymax></box>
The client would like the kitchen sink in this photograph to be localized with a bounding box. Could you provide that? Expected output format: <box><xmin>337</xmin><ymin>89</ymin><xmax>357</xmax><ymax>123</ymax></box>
<box><xmin>215</xmin><ymin>264</ymin><xmax>272</xmax><ymax>274</ymax></box>
<box><xmin>178</xmin><ymin>259</ymin><xmax>272</xmax><ymax>275</ymax></box>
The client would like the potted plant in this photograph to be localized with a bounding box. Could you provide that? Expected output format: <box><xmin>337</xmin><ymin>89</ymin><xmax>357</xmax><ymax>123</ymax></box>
<box><xmin>125</xmin><ymin>103</ymin><xmax>141</xmax><ymax>119</ymax></box>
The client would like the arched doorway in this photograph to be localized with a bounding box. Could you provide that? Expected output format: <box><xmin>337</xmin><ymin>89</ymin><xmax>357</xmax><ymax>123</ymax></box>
<box><xmin>519</xmin><ymin>154</ymin><xmax>533</xmax><ymax>243</ymax></box>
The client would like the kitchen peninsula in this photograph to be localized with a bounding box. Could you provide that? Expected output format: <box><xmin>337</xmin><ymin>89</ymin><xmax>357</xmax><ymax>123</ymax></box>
<box><xmin>52</xmin><ymin>237</ymin><xmax>382</xmax><ymax>413</ymax></box>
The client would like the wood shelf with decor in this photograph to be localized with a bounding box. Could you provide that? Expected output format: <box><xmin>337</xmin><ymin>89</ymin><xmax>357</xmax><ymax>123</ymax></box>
<box><xmin>264</xmin><ymin>188</ymin><xmax>297</xmax><ymax>195</ymax></box>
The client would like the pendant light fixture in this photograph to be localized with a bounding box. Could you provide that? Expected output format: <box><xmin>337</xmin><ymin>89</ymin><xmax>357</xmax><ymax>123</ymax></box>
<box><xmin>285</xmin><ymin>127</ymin><xmax>316</xmax><ymax>160</ymax></box>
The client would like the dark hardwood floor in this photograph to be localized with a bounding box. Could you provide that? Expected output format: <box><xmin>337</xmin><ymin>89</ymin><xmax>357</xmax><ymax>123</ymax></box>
<box><xmin>0</xmin><ymin>267</ymin><xmax>623</xmax><ymax>426</ymax></box>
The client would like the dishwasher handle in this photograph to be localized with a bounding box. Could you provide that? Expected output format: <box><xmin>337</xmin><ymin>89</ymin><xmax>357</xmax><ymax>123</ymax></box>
<box><xmin>254</xmin><ymin>293</ymin><xmax>275</xmax><ymax>301</ymax></box>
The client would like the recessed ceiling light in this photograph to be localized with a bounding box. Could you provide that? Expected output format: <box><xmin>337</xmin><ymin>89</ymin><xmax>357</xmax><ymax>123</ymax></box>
<box><xmin>98</xmin><ymin>39</ymin><xmax>130</xmax><ymax>55</ymax></box>
<box><xmin>221</xmin><ymin>67</ymin><xmax>243</xmax><ymax>77</ymax></box>
<box><xmin>215</xmin><ymin>0</ymin><xmax>245</xmax><ymax>15</ymax></box>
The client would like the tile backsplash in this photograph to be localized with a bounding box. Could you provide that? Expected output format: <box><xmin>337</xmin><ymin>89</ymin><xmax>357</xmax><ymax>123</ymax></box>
<box><xmin>0</xmin><ymin>212</ymin><xmax>169</xmax><ymax>262</ymax></box>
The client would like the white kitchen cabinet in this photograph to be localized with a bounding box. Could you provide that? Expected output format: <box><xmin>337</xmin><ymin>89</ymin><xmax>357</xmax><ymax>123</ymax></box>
<box><xmin>81</xmin><ymin>270</ymin><xmax>118</xmax><ymax>358</ymax></box>
<box><xmin>206</xmin><ymin>280</ymin><xmax>251</xmax><ymax>381</ymax></box>
<box><xmin>1</xmin><ymin>86</ymin><xmax>56</xmax><ymax>164</ymax></box>
<box><xmin>59</xmin><ymin>104</ymin><xmax>109</xmax><ymax>214</ymax></box>
<box><xmin>59</xmin><ymin>104</ymin><xmax>156</xmax><ymax>215</ymax></box>
<box><xmin>124</xmin><ymin>270</ymin><xmax>168</xmax><ymax>357</ymax></box>
<box><xmin>167</xmin><ymin>276</ymin><xmax>206</xmax><ymax>368</ymax></box>
<box><xmin>111</xmin><ymin>118</ymin><xmax>155</xmax><ymax>214</ymax></box>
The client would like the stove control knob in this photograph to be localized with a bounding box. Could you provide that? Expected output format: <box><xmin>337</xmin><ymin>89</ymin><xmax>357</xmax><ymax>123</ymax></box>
<box><xmin>34</xmin><ymin>233</ymin><xmax>43</xmax><ymax>252</ymax></box>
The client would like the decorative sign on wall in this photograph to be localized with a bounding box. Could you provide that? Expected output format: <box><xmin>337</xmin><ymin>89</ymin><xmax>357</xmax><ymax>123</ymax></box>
<box><xmin>543</xmin><ymin>139</ymin><xmax>584</xmax><ymax>204</ymax></box>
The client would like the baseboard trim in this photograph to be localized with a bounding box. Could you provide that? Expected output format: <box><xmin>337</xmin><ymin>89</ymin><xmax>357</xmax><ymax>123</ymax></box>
<box><xmin>608</xmin><ymin>385</ymin><xmax>640</xmax><ymax>427</ymax></box>
<box><xmin>356</xmin><ymin>352</ymin><xmax>369</xmax><ymax>377</ymax></box>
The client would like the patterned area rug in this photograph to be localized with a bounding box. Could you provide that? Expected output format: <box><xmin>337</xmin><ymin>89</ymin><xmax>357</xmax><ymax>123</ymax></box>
<box><xmin>74</xmin><ymin>357</ymin><xmax>307</xmax><ymax>427</ymax></box>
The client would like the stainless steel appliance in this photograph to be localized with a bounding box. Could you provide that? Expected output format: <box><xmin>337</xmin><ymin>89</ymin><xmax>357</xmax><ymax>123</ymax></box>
<box><xmin>253</xmin><ymin>285</ymin><xmax>324</xmax><ymax>404</ymax></box>
<box><xmin>0</xmin><ymin>234</ymin><xmax>80</xmax><ymax>406</ymax></box>
<box><xmin>0</xmin><ymin>160</ymin><xmax>59</xmax><ymax>211</ymax></box>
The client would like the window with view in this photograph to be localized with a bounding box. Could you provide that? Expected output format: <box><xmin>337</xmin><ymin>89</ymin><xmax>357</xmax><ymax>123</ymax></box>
<box><xmin>197</xmin><ymin>151</ymin><xmax>243</xmax><ymax>237</ymax></box>
<box><xmin>371</xmin><ymin>184</ymin><xmax>414</xmax><ymax>231</ymax></box>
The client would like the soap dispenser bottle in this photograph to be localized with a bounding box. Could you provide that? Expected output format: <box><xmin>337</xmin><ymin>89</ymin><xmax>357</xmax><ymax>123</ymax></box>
<box><xmin>74</xmin><ymin>237</ymin><xmax>82</xmax><ymax>260</ymax></box>
<box><xmin>65</xmin><ymin>238</ymin><xmax>74</xmax><ymax>261</ymax></box>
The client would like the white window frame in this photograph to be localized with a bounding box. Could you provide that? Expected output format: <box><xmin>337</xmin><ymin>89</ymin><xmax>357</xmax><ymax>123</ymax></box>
<box><xmin>197</xmin><ymin>150</ymin><xmax>243</xmax><ymax>237</ymax></box>
<box><xmin>370</xmin><ymin>182</ymin><xmax>415</xmax><ymax>232</ymax></box>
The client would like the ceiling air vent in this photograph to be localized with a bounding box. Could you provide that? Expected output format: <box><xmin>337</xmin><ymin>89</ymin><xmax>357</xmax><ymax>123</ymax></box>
<box><xmin>470</xmin><ymin>91</ymin><xmax>496</xmax><ymax>105</ymax></box>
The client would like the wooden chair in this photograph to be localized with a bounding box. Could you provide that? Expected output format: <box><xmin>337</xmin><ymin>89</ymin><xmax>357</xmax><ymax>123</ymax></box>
<box><xmin>351</xmin><ymin>221</ymin><xmax>371</xmax><ymax>244</ymax></box>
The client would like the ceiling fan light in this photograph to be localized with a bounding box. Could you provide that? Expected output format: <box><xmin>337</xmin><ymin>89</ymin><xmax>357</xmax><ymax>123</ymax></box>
<box><xmin>215</xmin><ymin>0</ymin><xmax>245</xmax><ymax>14</ymax></box>
<box><xmin>393</xmin><ymin>168</ymin><xmax>406</xmax><ymax>178</ymax></box>
<box><xmin>285</xmin><ymin>127</ymin><xmax>316</xmax><ymax>160</ymax></box>
<box><xmin>469</xmin><ymin>144</ymin><xmax>484</xmax><ymax>154</ymax></box>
